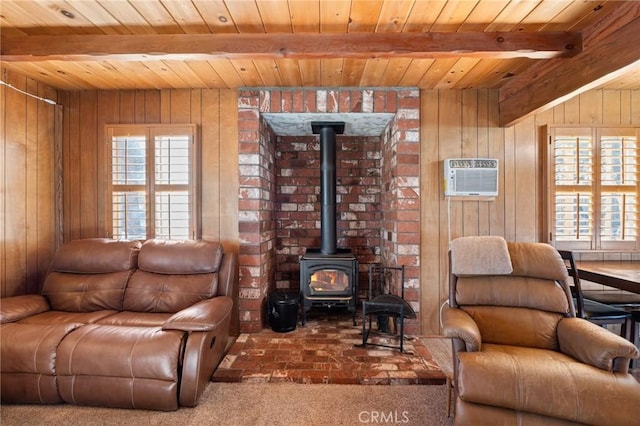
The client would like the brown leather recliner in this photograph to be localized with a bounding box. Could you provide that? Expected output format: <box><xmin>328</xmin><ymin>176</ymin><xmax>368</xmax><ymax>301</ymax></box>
<box><xmin>1</xmin><ymin>238</ymin><xmax>237</xmax><ymax>411</ymax></box>
<box><xmin>442</xmin><ymin>236</ymin><xmax>640</xmax><ymax>426</ymax></box>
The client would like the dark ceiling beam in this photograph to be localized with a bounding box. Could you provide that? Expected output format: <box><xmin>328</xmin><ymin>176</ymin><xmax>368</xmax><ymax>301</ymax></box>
<box><xmin>498</xmin><ymin>3</ymin><xmax>640</xmax><ymax>127</ymax></box>
<box><xmin>0</xmin><ymin>31</ymin><xmax>581</xmax><ymax>62</ymax></box>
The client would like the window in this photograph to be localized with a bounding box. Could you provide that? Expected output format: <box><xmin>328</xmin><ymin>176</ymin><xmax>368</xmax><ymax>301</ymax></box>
<box><xmin>546</xmin><ymin>127</ymin><xmax>639</xmax><ymax>250</ymax></box>
<box><xmin>106</xmin><ymin>125</ymin><xmax>199</xmax><ymax>240</ymax></box>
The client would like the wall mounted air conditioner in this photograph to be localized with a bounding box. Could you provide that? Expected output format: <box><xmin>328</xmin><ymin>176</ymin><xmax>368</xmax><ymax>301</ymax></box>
<box><xmin>444</xmin><ymin>158</ymin><xmax>499</xmax><ymax>196</ymax></box>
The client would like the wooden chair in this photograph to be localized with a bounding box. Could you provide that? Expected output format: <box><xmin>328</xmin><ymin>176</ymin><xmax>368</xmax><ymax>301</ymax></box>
<box><xmin>558</xmin><ymin>250</ymin><xmax>632</xmax><ymax>341</ymax></box>
<box><xmin>578</xmin><ymin>275</ymin><xmax>640</xmax><ymax>349</ymax></box>
<box><xmin>571</xmin><ymin>261</ymin><xmax>640</xmax><ymax>366</ymax></box>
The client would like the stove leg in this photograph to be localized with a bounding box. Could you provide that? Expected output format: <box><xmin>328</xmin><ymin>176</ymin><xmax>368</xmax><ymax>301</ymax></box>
<box><xmin>301</xmin><ymin>302</ymin><xmax>309</xmax><ymax>326</ymax></box>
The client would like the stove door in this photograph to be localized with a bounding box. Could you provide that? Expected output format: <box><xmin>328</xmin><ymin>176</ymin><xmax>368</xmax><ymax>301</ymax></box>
<box><xmin>309</xmin><ymin>269</ymin><xmax>350</xmax><ymax>293</ymax></box>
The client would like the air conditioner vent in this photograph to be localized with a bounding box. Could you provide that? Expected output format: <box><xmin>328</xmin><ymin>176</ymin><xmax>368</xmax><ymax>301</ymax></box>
<box><xmin>444</xmin><ymin>158</ymin><xmax>499</xmax><ymax>196</ymax></box>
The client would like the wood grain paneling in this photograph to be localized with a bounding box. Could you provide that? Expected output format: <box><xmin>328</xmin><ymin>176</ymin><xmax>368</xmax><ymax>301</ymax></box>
<box><xmin>2</xmin><ymin>63</ymin><xmax>637</xmax><ymax>334</ymax></box>
<box><xmin>1</xmin><ymin>67</ymin><xmax>57</xmax><ymax>296</ymax></box>
<box><xmin>58</xmin><ymin>88</ymin><xmax>239</xmax><ymax>254</ymax></box>
<box><xmin>420</xmin><ymin>88</ymin><xmax>640</xmax><ymax>334</ymax></box>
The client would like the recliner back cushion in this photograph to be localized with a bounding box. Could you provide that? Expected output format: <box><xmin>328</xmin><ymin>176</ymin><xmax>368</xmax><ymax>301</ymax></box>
<box><xmin>507</xmin><ymin>241</ymin><xmax>568</xmax><ymax>281</ymax></box>
<box><xmin>123</xmin><ymin>239</ymin><xmax>222</xmax><ymax>313</ymax></box>
<box><xmin>41</xmin><ymin>239</ymin><xmax>140</xmax><ymax>312</ymax></box>
<box><xmin>455</xmin><ymin>275</ymin><xmax>569</xmax><ymax>350</ymax></box>
<box><xmin>451</xmin><ymin>239</ymin><xmax>573</xmax><ymax>350</ymax></box>
<box><xmin>450</xmin><ymin>236</ymin><xmax>513</xmax><ymax>276</ymax></box>
<box><xmin>461</xmin><ymin>306</ymin><xmax>563</xmax><ymax>350</ymax></box>
<box><xmin>456</xmin><ymin>276</ymin><xmax>570</xmax><ymax>314</ymax></box>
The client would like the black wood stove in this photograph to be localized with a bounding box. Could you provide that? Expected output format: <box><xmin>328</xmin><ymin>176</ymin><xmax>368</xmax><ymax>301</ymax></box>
<box><xmin>300</xmin><ymin>122</ymin><xmax>358</xmax><ymax>325</ymax></box>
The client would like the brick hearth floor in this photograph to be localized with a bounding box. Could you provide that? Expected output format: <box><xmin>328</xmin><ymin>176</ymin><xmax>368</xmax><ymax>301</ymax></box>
<box><xmin>212</xmin><ymin>311</ymin><xmax>446</xmax><ymax>385</ymax></box>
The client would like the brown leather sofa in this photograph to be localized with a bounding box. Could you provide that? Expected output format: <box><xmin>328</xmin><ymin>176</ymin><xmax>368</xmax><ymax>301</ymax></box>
<box><xmin>1</xmin><ymin>238</ymin><xmax>237</xmax><ymax>411</ymax></box>
<box><xmin>442</xmin><ymin>236</ymin><xmax>640</xmax><ymax>426</ymax></box>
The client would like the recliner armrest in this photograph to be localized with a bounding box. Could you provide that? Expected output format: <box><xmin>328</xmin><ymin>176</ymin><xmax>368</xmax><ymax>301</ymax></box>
<box><xmin>162</xmin><ymin>296</ymin><xmax>233</xmax><ymax>332</ymax></box>
<box><xmin>0</xmin><ymin>294</ymin><xmax>50</xmax><ymax>324</ymax></box>
<box><xmin>441</xmin><ymin>305</ymin><xmax>482</xmax><ymax>352</ymax></box>
<box><xmin>558</xmin><ymin>317</ymin><xmax>640</xmax><ymax>373</ymax></box>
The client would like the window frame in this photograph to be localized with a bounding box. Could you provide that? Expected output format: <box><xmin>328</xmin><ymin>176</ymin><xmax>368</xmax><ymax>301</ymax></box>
<box><xmin>544</xmin><ymin>125</ymin><xmax>639</xmax><ymax>252</ymax></box>
<box><xmin>105</xmin><ymin>124</ymin><xmax>200</xmax><ymax>241</ymax></box>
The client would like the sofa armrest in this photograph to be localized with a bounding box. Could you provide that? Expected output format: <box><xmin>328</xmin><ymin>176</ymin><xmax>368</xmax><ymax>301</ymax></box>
<box><xmin>217</xmin><ymin>252</ymin><xmax>237</xmax><ymax>298</ymax></box>
<box><xmin>558</xmin><ymin>317</ymin><xmax>639</xmax><ymax>373</ymax></box>
<box><xmin>441</xmin><ymin>305</ymin><xmax>482</xmax><ymax>352</ymax></box>
<box><xmin>217</xmin><ymin>252</ymin><xmax>239</xmax><ymax>337</ymax></box>
<box><xmin>1</xmin><ymin>295</ymin><xmax>50</xmax><ymax>324</ymax></box>
<box><xmin>163</xmin><ymin>296</ymin><xmax>233</xmax><ymax>332</ymax></box>
<box><xmin>169</xmin><ymin>296</ymin><xmax>234</xmax><ymax>408</ymax></box>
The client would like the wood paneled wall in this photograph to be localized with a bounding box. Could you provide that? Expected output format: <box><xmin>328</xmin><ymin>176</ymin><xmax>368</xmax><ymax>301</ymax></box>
<box><xmin>420</xmin><ymin>88</ymin><xmax>640</xmax><ymax>334</ymax></box>
<box><xmin>56</xmin><ymin>89</ymin><xmax>239</xmax><ymax>255</ymax></box>
<box><xmin>2</xmin><ymin>83</ymin><xmax>239</xmax><ymax>295</ymax></box>
<box><xmin>2</xmin><ymin>65</ymin><xmax>637</xmax><ymax>335</ymax></box>
<box><xmin>1</xmin><ymin>68</ymin><xmax>58</xmax><ymax>296</ymax></box>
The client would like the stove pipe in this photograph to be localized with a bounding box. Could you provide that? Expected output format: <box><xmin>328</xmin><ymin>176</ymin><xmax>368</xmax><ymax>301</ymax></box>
<box><xmin>311</xmin><ymin>121</ymin><xmax>345</xmax><ymax>255</ymax></box>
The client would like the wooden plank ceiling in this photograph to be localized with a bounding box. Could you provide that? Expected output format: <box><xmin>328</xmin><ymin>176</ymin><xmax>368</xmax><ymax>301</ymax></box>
<box><xmin>1</xmin><ymin>0</ymin><xmax>639</xmax><ymax>125</ymax></box>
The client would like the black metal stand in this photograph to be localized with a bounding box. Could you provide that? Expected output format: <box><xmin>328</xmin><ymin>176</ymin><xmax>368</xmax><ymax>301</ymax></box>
<box><xmin>359</xmin><ymin>264</ymin><xmax>416</xmax><ymax>352</ymax></box>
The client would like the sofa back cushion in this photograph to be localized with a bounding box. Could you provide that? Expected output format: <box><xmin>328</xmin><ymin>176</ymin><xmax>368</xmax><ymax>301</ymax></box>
<box><xmin>123</xmin><ymin>239</ymin><xmax>223</xmax><ymax>313</ymax></box>
<box><xmin>42</xmin><ymin>239</ymin><xmax>141</xmax><ymax>312</ymax></box>
<box><xmin>137</xmin><ymin>239</ymin><xmax>223</xmax><ymax>274</ymax></box>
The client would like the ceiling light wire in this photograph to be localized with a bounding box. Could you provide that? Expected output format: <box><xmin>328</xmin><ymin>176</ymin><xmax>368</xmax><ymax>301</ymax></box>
<box><xmin>0</xmin><ymin>79</ymin><xmax>57</xmax><ymax>105</ymax></box>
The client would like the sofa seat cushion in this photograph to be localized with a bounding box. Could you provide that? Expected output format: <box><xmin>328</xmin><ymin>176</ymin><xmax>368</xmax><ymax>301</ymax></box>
<box><xmin>97</xmin><ymin>311</ymin><xmax>172</xmax><ymax>327</ymax></box>
<box><xmin>18</xmin><ymin>310</ymin><xmax>118</xmax><ymax>325</ymax></box>
<box><xmin>1</xmin><ymin>323</ymin><xmax>81</xmax><ymax>403</ymax></box>
<box><xmin>457</xmin><ymin>347</ymin><xmax>640</xmax><ymax>426</ymax></box>
<box><xmin>56</xmin><ymin>324</ymin><xmax>185</xmax><ymax>411</ymax></box>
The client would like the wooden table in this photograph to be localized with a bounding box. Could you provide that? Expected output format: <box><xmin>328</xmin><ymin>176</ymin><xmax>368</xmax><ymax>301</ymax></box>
<box><xmin>576</xmin><ymin>261</ymin><xmax>640</xmax><ymax>294</ymax></box>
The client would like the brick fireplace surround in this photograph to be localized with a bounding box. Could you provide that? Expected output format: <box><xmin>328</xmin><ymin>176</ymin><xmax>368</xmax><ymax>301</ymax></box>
<box><xmin>237</xmin><ymin>88</ymin><xmax>421</xmax><ymax>334</ymax></box>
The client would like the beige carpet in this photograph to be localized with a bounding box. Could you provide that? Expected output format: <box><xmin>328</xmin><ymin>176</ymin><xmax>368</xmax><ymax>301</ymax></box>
<box><xmin>1</xmin><ymin>382</ymin><xmax>453</xmax><ymax>426</ymax></box>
